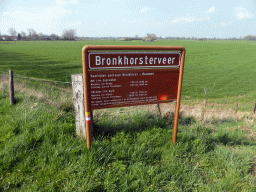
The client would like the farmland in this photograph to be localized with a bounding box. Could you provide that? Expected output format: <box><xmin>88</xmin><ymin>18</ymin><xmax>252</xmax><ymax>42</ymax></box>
<box><xmin>1</xmin><ymin>40</ymin><xmax>256</xmax><ymax>191</ymax></box>
<box><xmin>1</xmin><ymin>40</ymin><xmax>256</xmax><ymax>101</ymax></box>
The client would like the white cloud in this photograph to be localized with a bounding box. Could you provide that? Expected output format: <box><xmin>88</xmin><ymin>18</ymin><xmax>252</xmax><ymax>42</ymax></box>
<box><xmin>171</xmin><ymin>14</ymin><xmax>211</xmax><ymax>24</ymax></box>
<box><xmin>66</xmin><ymin>21</ymin><xmax>82</xmax><ymax>28</ymax></box>
<box><xmin>0</xmin><ymin>4</ymin><xmax>75</xmax><ymax>35</ymax></box>
<box><xmin>122</xmin><ymin>19</ymin><xmax>141</xmax><ymax>23</ymax></box>
<box><xmin>140</xmin><ymin>7</ymin><xmax>149</xmax><ymax>13</ymax></box>
<box><xmin>197</xmin><ymin>16</ymin><xmax>210</xmax><ymax>22</ymax></box>
<box><xmin>44</xmin><ymin>5</ymin><xmax>72</xmax><ymax>16</ymax></box>
<box><xmin>172</xmin><ymin>16</ymin><xmax>195</xmax><ymax>23</ymax></box>
<box><xmin>220</xmin><ymin>21</ymin><xmax>232</xmax><ymax>26</ymax></box>
<box><xmin>208</xmin><ymin>6</ymin><xmax>215</xmax><ymax>13</ymax></box>
<box><xmin>234</xmin><ymin>7</ymin><xmax>254</xmax><ymax>19</ymax></box>
<box><xmin>236</xmin><ymin>11</ymin><xmax>253</xmax><ymax>19</ymax></box>
<box><xmin>2</xmin><ymin>11</ymin><xmax>10</xmax><ymax>16</ymax></box>
<box><xmin>2</xmin><ymin>5</ymin><xmax>72</xmax><ymax>20</ymax></box>
<box><xmin>54</xmin><ymin>0</ymin><xmax>78</xmax><ymax>6</ymax></box>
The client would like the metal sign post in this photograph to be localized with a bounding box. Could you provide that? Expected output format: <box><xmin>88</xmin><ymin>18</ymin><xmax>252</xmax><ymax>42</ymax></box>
<box><xmin>82</xmin><ymin>45</ymin><xmax>185</xmax><ymax>149</ymax></box>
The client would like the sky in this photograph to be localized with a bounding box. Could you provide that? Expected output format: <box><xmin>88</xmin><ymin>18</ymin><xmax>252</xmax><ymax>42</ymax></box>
<box><xmin>0</xmin><ymin>0</ymin><xmax>255</xmax><ymax>38</ymax></box>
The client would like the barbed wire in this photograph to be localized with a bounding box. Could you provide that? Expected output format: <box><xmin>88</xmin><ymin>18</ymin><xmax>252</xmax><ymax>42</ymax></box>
<box><xmin>0</xmin><ymin>73</ymin><xmax>72</xmax><ymax>84</ymax></box>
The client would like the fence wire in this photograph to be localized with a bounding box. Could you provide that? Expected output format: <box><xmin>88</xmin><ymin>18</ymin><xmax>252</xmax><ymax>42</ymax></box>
<box><xmin>1</xmin><ymin>72</ymin><xmax>255</xmax><ymax>122</ymax></box>
<box><xmin>0</xmin><ymin>72</ymin><xmax>72</xmax><ymax>84</ymax></box>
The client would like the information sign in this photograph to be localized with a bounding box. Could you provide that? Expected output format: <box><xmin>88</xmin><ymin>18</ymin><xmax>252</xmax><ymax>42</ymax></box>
<box><xmin>89</xmin><ymin>69</ymin><xmax>179</xmax><ymax>109</ymax></box>
<box><xmin>82</xmin><ymin>45</ymin><xmax>185</xmax><ymax>149</ymax></box>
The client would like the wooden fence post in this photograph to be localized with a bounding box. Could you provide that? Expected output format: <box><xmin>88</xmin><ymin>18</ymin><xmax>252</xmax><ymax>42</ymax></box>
<box><xmin>156</xmin><ymin>103</ymin><xmax>162</xmax><ymax>116</ymax></box>
<box><xmin>9</xmin><ymin>70</ymin><xmax>15</xmax><ymax>105</ymax></box>
<box><xmin>71</xmin><ymin>74</ymin><xmax>93</xmax><ymax>140</ymax></box>
<box><xmin>201</xmin><ymin>100</ymin><xmax>206</xmax><ymax>122</ymax></box>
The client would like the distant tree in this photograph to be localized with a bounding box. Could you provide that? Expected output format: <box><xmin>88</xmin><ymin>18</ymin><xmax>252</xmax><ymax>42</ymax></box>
<box><xmin>124</xmin><ymin>37</ymin><xmax>132</xmax><ymax>41</ymax></box>
<box><xmin>8</xmin><ymin>27</ymin><xmax>17</xmax><ymax>36</ymax></box>
<box><xmin>17</xmin><ymin>33</ymin><xmax>21</xmax><ymax>40</ymax></box>
<box><xmin>32</xmin><ymin>29</ymin><xmax>37</xmax><ymax>37</ymax></box>
<box><xmin>38</xmin><ymin>32</ymin><xmax>44</xmax><ymax>39</ymax></box>
<box><xmin>27</xmin><ymin>28</ymin><xmax>32</xmax><ymax>37</ymax></box>
<box><xmin>244</xmin><ymin>35</ymin><xmax>256</xmax><ymax>41</ymax></box>
<box><xmin>134</xmin><ymin>34</ymin><xmax>139</xmax><ymax>39</ymax></box>
<box><xmin>27</xmin><ymin>28</ymin><xmax>37</xmax><ymax>39</ymax></box>
<box><xmin>62</xmin><ymin>29</ymin><xmax>76</xmax><ymax>40</ymax></box>
<box><xmin>50</xmin><ymin>33</ymin><xmax>59</xmax><ymax>40</ymax></box>
<box><xmin>198</xmin><ymin>37</ymin><xmax>206</xmax><ymax>41</ymax></box>
<box><xmin>21</xmin><ymin>31</ymin><xmax>26</xmax><ymax>38</ymax></box>
<box><xmin>34</xmin><ymin>34</ymin><xmax>39</xmax><ymax>40</ymax></box>
<box><xmin>144</xmin><ymin>33</ymin><xmax>157</xmax><ymax>42</ymax></box>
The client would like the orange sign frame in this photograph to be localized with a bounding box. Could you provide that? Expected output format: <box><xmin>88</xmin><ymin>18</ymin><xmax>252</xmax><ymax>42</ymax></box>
<box><xmin>82</xmin><ymin>45</ymin><xmax>185</xmax><ymax>149</ymax></box>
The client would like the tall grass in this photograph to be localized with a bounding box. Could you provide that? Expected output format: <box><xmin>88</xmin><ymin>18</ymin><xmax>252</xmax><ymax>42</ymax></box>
<box><xmin>1</xmin><ymin>75</ymin><xmax>256</xmax><ymax>191</ymax></box>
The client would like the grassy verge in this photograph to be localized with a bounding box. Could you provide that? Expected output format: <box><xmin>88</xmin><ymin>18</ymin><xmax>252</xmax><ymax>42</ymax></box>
<box><xmin>1</xmin><ymin>75</ymin><xmax>256</xmax><ymax>191</ymax></box>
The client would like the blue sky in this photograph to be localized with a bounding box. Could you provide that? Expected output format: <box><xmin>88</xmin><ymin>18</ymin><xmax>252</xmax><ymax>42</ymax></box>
<box><xmin>0</xmin><ymin>0</ymin><xmax>255</xmax><ymax>38</ymax></box>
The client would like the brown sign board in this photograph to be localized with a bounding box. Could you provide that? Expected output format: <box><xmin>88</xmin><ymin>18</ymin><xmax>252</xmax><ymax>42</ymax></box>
<box><xmin>89</xmin><ymin>68</ymin><xmax>179</xmax><ymax>109</ymax></box>
<box><xmin>88</xmin><ymin>52</ymin><xmax>181</xmax><ymax>110</ymax></box>
<box><xmin>82</xmin><ymin>45</ymin><xmax>185</xmax><ymax>149</ymax></box>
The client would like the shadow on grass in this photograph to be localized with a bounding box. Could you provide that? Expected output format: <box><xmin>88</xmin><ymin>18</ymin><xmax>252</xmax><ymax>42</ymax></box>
<box><xmin>87</xmin><ymin>186</ymin><xmax>107</xmax><ymax>192</ymax></box>
<box><xmin>92</xmin><ymin>111</ymin><xmax>196</xmax><ymax>139</ymax></box>
<box><xmin>92</xmin><ymin>109</ymin><xmax>255</xmax><ymax>148</ymax></box>
<box><xmin>207</xmin><ymin>117</ymin><xmax>237</xmax><ymax>125</ymax></box>
<box><xmin>215</xmin><ymin>132</ymin><xmax>251</xmax><ymax>146</ymax></box>
<box><xmin>12</xmin><ymin>96</ymin><xmax>23</xmax><ymax>105</ymax></box>
<box><xmin>91</xmin><ymin>113</ymin><xmax>256</xmax><ymax>171</ymax></box>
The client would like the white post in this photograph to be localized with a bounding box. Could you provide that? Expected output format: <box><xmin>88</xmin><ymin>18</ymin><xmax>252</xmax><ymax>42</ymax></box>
<box><xmin>71</xmin><ymin>74</ymin><xmax>87</xmax><ymax>139</ymax></box>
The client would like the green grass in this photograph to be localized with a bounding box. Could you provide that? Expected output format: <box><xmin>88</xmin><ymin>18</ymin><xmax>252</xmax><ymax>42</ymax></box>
<box><xmin>1</xmin><ymin>40</ymin><xmax>256</xmax><ymax>101</ymax></box>
<box><xmin>1</xmin><ymin>39</ymin><xmax>256</xmax><ymax>190</ymax></box>
<box><xmin>1</xmin><ymin>76</ymin><xmax>256</xmax><ymax>191</ymax></box>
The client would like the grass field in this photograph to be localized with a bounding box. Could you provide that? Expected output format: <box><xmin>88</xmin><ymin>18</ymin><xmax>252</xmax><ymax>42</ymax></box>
<box><xmin>1</xmin><ymin>40</ymin><xmax>256</xmax><ymax>101</ymax></box>
<box><xmin>1</xmin><ymin>40</ymin><xmax>256</xmax><ymax>191</ymax></box>
<box><xmin>1</xmin><ymin>75</ymin><xmax>256</xmax><ymax>191</ymax></box>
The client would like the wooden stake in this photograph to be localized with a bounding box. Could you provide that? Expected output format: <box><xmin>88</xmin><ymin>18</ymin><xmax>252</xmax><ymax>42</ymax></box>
<box><xmin>235</xmin><ymin>103</ymin><xmax>239</xmax><ymax>122</ymax></box>
<box><xmin>235</xmin><ymin>103</ymin><xmax>239</xmax><ymax>114</ymax></box>
<box><xmin>82</xmin><ymin>46</ymin><xmax>92</xmax><ymax>149</ymax></box>
<box><xmin>172</xmin><ymin>48</ymin><xmax>185</xmax><ymax>144</ymax></box>
<box><xmin>201</xmin><ymin>100</ymin><xmax>207</xmax><ymax>122</ymax></box>
<box><xmin>9</xmin><ymin>70</ymin><xmax>15</xmax><ymax>105</ymax></box>
<box><xmin>156</xmin><ymin>103</ymin><xmax>162</xmax><ymax>116</ymax></box>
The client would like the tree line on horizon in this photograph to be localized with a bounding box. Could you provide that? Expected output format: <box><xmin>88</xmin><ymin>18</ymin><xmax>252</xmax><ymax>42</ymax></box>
<box><xmin>0</xmin><ymin>27</ymin><xmax>76</xmax><ymax>41</ymax></box>
<box><xmin>1</xmin><ymin>27</ymin><xmax>256</xmax><ymax>41</ymax></box>
<box><xmin>0</xmin><ymin>28</ymin><xmax>158</xmax><ymax>42</ymax></box>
